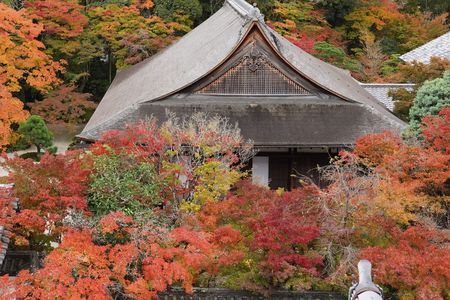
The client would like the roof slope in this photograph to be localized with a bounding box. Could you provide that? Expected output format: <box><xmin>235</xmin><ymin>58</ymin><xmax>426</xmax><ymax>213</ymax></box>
<box><xmin>82</xmin><ymin>2</ymin><xmax>248</xmax><ymax>135</ymax></box>
<box><xmin>80</xmin><ymin>0</ymin><xmax>404</xmax><ymax>140</ymax></box>
<box><xmin>400</xmin><ymin>31</ymin><xmax>450</xmax><ymax>63</ymax></box>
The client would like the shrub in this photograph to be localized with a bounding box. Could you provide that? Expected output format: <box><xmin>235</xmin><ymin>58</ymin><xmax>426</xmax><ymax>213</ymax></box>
<box><xmin>90</xmin><ymin>113</ymin><xmax>253</xmax><ymax>212</ymax></box>
<box><xmin>19</xmin><ymin>152</ymin><xmax>43</xmax><ymax>162</ymax></box>
<box><xmin>88</xmin><ymin>152</ymin><xmax>162</xmax><ymax>216</ymax></box>
<box><xmin>408</xmin><ymin>71</ymin><xmax>450</xmax><ymax>138</ymax></box>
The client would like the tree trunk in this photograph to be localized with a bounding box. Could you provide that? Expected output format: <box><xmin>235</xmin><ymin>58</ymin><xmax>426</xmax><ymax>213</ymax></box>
<box><xmin>108</xmin><ymin>50</ymin><xmax>112</xmax><ymax>84</ymax></box>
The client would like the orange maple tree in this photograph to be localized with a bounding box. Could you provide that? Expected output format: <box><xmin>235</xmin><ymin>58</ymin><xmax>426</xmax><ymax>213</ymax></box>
<box><xmin>24</xmin><ymin>0</ymin><xmax>88</xmax><ymax>39</ymax></box>
<box><xmin>0</xmin><ymin>211</ymin><xmax>243</xmax><ymax>299</ymax></box>
<box><xmin>0</xmin><ymin>3</ymin><xmax>62</xmax><ymax>147</ymax></box>
<box><xmin>361</xmin><ymin>226</ymin><xmax>450</xmax><ymax>300</ymax></box>
<box><xmin>29</xmin><ymin>85</ymin><xmax>97</xmax><ymax>124</ymax></box>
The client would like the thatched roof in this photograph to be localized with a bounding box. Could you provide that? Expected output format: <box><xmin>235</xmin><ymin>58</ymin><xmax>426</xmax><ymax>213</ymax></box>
<box><xmin>80</xmin><ymin>0</ymin><xmax>405</xmax><ymax>144</ymax></box>
<box><xmin>82</xmin><ymin>94</ymin><xmax>403</xmax><ymax>147</ymax></box>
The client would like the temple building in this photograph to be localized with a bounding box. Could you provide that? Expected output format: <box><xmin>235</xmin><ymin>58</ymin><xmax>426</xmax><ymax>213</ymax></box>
<box><xmin>79</xmin><ymin>0</ymin><xmax>405</xmax><ymax>190</ymax></box>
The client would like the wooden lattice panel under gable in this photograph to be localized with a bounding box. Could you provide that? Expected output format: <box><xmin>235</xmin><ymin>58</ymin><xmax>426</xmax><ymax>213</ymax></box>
<box><xmin>195</xmin><ymin>45</ymin><xmax>312</xmax><ymax>95</ymax></box>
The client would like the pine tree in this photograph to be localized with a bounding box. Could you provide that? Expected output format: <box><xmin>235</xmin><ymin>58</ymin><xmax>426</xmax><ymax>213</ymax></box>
<box><xmin>409</xmin><ymin>71</ymin><xmax>450</xmax><ymax>138</ymax></box>
<box><xmin>18</xmin><ymin>116</ymin><xmax>54</xmax><ymax>154</ymax></box>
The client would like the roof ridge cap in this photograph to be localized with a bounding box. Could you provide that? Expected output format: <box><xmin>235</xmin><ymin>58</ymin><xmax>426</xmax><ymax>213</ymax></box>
<box><xmin>226</xmin><ymin>0</ymin><xmax>264</xmax><ymax>21</ymax></box>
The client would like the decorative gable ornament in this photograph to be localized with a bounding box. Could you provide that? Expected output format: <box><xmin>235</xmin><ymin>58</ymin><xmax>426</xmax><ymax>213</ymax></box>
<box><xmin>196</xmin><ymin>43</ymin><xmax>312</xmax><ymax>95</ymax></box>
<box><xmin>243</xmin><ymin>45</ymin><xmax>264</xmax><ymax>72</ymax></box>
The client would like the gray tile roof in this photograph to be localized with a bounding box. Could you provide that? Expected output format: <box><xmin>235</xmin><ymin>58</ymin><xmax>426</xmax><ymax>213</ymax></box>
<box><xmin>360</xmin><ymin>83</ymin><xmax>416</xmax><ymax>111</ymax></box>
<box><xmin>79</xmin><ymin>0</ymin><xmax>404</xmax><ymax>141</ymax></box>
<box><xmin>0</xmin><ymin>184</ymin><xmax>19</xmax><ymax>268</ymax></box>
<box><xmin>400</xmin><ymin>31</ymin><xmax>450</xmax><ymax>63</ymax></box>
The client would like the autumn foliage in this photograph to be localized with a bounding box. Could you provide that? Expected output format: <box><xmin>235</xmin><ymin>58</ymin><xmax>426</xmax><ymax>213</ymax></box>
<box><xmin>361</xmin><ymin>226</ymin><xmax>450</xmax><ymax>300</ymax></box>
<box><xmin>0</xmin><ymin>109</ymin><xmax>449</xmax><ymax>299</ymax></box>
<box><xmin>191</xmin><ymin>181</ymin><xmax>324</xmax><ymax>291</ymax></box>
<box><xmin>0</xmin><ymin>220</ymin><xmax>243</xmax><ymax>299</ymax></box>
<box><xmin>25</xmin><ymin>0</ymin><xmax>87</xmax><ymax>38</ymax></box>
<box><xmin>0</xmin><ymin>3</ymin><xmax>62</xmax><ymax>147</ymax></box>
<box><xmin>1</xmin><ymin>151</ymin><xmax>91</xmax><ymax>249</ymax></box>
<box><xmin>29</xmin><ymin>85</ymin><xmax>97</xmax><ymax>124</ymax></box>
<box><xmin>421</xmin><ymin>107</ymin><xmax>450</xmax><ymax>154</ymax></box>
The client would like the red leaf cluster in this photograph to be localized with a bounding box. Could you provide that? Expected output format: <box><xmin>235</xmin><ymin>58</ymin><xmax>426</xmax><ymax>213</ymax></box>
<box><xmin>361</xmin><ymin>226</ymin><xmax>450</xmax><ymax>299</ymax></box>
<box><xmin>3</xmin><ymin>230</ymin><xmax>112</xmax><ymax>300</ymax></box>
<box><xmin>1</xmin><ymin>151</ymin><xmax>91</xmax><ymax>248</ymax></box>
<box><xmin>193</xmin><ymin>181</ymin><xmax>324</xmax><ymax>288</ymax></box>
<box><xmin>422</xmin><ymin>107</ymin><xmax>450</xmax><ymax>155</ymax></box>
<box><xmin>1</xmin><ymin>218</ymin><xmax>243</xmax><ymax>299</ymax></box>
<box><xmin>25</xmin><ymin>0</ymin><xmax>88</xmax><ymax>38</ymax></box>
<box><xmin>29</xmin><ymin>85</ymin><xmax>97</xmax><ymax>124</ymax></box>
<box><xmin>353</xmin><ymin>124</ymin><xmax>450</xmax><ymax>196</ymax></box>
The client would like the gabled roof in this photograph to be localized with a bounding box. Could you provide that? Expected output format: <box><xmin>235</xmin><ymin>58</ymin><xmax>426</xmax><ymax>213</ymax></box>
<box><xmin>360</xmin><ymin>83</ymin><xmax>416</xmax><ymax>111</ymax></box>
<box><xmin>400</xmin><ymin>31</ymin><xmax>450</xmax><ymax>63</ymax></box>
<box><xmin>80</xmin><ymin>0</ymin><xmax>404</xmax><ymax>141</ymax></box>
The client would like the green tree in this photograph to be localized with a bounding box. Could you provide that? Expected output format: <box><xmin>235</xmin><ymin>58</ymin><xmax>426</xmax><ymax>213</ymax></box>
<box><xmin>18</xmin><ymin>115</ymin><xmax>54</xmax><ymax>154</ymax></box>
<box><xmin>88</xmin><ymin>152</ymin><xmax>162</xmax><ymax>216</ymax></box>
<box><xmin>408</xmin><ymin>71</ymin><xmax>450</xmax><ymax>138</ymax></box>
<box><xmin>390</xmin><ymin>57</ymin><xmax>450</xmax><ymax>121</ymax></box>
<box><xmin>153</xmin><ymin>0</ymin><xmax>202</xmax><ymax>25</ymax></box>
<box><xmin>314</xmin><ymin>41</ymin><xmax>360</xmax><ymax>71</ymax></box>
<box><xmin>317</xmin><ymin>0</ymin><xmax>357</xmax><ymax>26</ymax></box>
<box><xmin>400</xmin><ymin>0</ymin><xmax>450</xmax><ymax>18</ymax></box>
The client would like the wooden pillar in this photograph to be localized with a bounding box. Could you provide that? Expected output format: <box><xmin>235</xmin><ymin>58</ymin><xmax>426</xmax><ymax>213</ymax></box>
<box><xmin>288</xmin><ymin>148</ymin><xmax>297</xmax><ymax>191</ymax></box>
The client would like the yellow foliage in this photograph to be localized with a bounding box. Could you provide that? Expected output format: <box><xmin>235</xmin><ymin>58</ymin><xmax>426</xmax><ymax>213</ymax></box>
<box><xmin>192</xmin><ymin>161</ymin><xmax>242</xmax><ymax>206</ymax></box>
<box><xmin>179</xmin><ymin>200</ymin><xmax>201</xmax><ymax>213</ymax></box>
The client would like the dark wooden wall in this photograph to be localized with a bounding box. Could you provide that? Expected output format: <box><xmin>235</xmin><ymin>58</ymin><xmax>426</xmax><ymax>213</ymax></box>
<box><xmin>256</xmin><ymin>151</ymin><xmax>335</xmax><ymax>190</ymax></box>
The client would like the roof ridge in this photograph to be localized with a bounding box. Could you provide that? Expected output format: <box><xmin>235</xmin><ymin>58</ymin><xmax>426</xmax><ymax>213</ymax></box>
<box><xmin>226</xmin><ymin>0</ymin><xmax>263</xmax><ymax>21</ymax></box>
